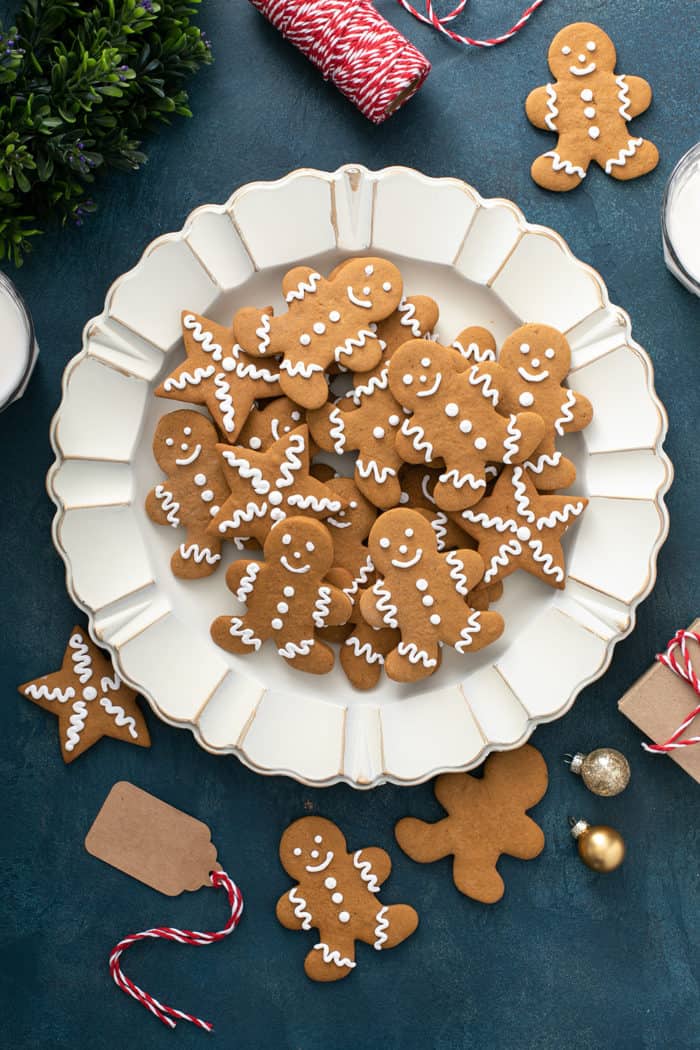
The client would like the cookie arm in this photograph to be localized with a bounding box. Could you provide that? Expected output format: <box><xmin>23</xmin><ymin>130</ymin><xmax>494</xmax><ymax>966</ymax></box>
<box><xmin>307</xmin><ymin>402</ymin><xmax>347</xmax><ymax>454</ymax></box>
<box><xmin>225</xmin><ymin>559</ymin><xmax>262</xmax><ymax>598</ymax></box>
<box><xmin>525</xmin><ymin>84</ymin><xmax>554</xmax><ymax>130</ymax></box>
<box><xmin>354</xmin><ymin>846</ymin><xmax>392</xmax><ymax>886</ymax></box>
<box><xmin>504</xmin><ymin>814</ymin><xmax>545</xmax><ymax>860</ymax></box>
<box><xmin>323</xmin><ymin>584</ymin><xmax>354</xmax><ymax>627</ymax></box>
<box><xmin>359</xmin><ymin>583</ymin><xmax>387</xmax><ymax>629</ymax></box>
<box><xmin>395</xmin><ymin>816</ymin><xmax>453</xmax><ymax>863</ymax></box>
<box><xmin>619</xmin><ymin>74</ymin><xmax>652</xmax><ymax>117</ymax></box>
<box><xmin>281</xmin><ymin>266</ymin><xmax>322</xmax><ymax>300</ymax></box>
<box><xmin>145</xmin><ymin>478</ymin><xmax>185</xmax><ymax>528</ymax></box>
<box><xmin>441</xmin><ymin>548</ymin><xmax>486</xmax><ymax>591</ymax></box>
<box><xmin>276</xmin><ymin>887</ymin><xmax>313</xmax><ymax>931</ymax></box>
<box><xmin>561</xmin><ymin>390</ymin><xmax>593</xmax><ymax>433</ymax></box>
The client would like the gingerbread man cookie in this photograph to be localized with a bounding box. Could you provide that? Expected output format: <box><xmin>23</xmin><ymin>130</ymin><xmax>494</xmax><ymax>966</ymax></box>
<box><xmin>323</xmin><ymin>477</ymin><xmax>376</xmax><ymax>591</ymax></box>
<box><xmin>156</xmin><ymin>312</ymin><xmax>281</xmax><ymax>439</ymax></box>
<box><xmin>209</xmin><ymin>425</ymin><xmax>345</xmax><ymax>546</ymax></box>
<box><xmin>237</xmin><ymin>396</ymin><xmax>316</xmax><ymax>454</ymax></box>
<box><xmin>145</xmin><ymin>410</ymin><xmax>232</xmax><ymax>577</ymax></box>
<box><xmin>276</xmin><ymin>816</ymin><xmax>419</xmax><ymax>981</ymax></box>
<box><xmin>19</xmin><ymin>627</ymin><xmax>150</xmax><ymax>763</ymax></box>
<box><xmin>526</xmin><ymin>22</ymin><xmax>658</xmax><ymax>191</ymax></box>
<box><xmin>389</xmin><ymin>339</ymin><xmax>545</xmax><ymax>512</ymax></box>
<box><xmin>399</xmin><ymin>465</ymin><xmax>473</xmax><ymax>551</ymax></box>
<box><xmin>456</xmin><ymin>465</ymin><xmax>587</xmax><ymax>589</ymax></box>
<box><xmin>233</xmin><ymin>258</ymin><xmax>403</xmax><ymax>409</ymax></box>
<box><xmin>396</xmin><ymin>745</ymin><xmax>548</xmax><ymax>903</ymax></box>
<box><xmin>211</xmin><ymin>518</ymin><xmax>352</xmax><ymax>673</ymax></box>
<box><xmin>495</xmin><ymin>324</ymin><xmax>593</xmax><ymax>490</ymax></box>
<box><xmin>360</xmin><ymin>509</ymin><xmax>504</xmax><ymax>683</ymax></box>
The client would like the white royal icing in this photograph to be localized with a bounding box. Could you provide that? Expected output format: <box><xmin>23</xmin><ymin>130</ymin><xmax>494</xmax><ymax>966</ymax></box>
<box><xmin>544</xmin><ymin>83</ymin><xmax>559</xmax><ymax>131</ymax></box>
<box><xmin>353</xmin><ymin>850</ymin><xmax>381</xmax><ymax>892</ymax></box>
<box><xmin>484</xmin><ymin>539</ymin><xmax>522</xmax><ymax>583</ymax></box>
<box><xmin>334</xmin><ymin>329</ymin><xmax>378</xmax><ymax>363</ymax></box>
<box><xmin>313</xmin><ymin>942</ymin><xmax>356</xmax><ymax>969</ymax></box>
<box><xmin>285</xmin><ymin>272</ymin><xmax>321</xmax><ymax>303</ymax></box>
<box><xmin>397</xmin><ymin>297</ymin><xmax>423</xmax><ymax>337</ymax></box>
<box><xmin>213</xmin><ymin>375</ymin><xmax>236</xmax><ymax>433</ymax></box>
<box><xmin>352</xmin><ymin>363</ymin><xmax>389</xmax><ymax>401</ymax></box>
<box><xmin>235</xmin><ymin>561</ymin><xmax>261</xmax><ymax>601</ymax></box>
<box><xmin>179</xmin><ymin>543</ymin><xmax>221</xmax><ymax>565</ymax></box>
<box><xmin>400</xmin><ymin>419</ymin><xmax>434</xmax><ymax>462</ymax></box>
<box><xmin>345</xmin><ymin>635</ymin><xmax>384</xmax><ymax>665</ymax></box>
<box><xmin>467</xmin><ymin>364</ymin><xmax>499</xmax><ymax>407</ymax></box>
<box><xmin>228</xmin><ymin>617</ymin><xmax>262</xmax><ymax>650</ymax></box>
<box><xmin>356</xmin><ymin>459</ymin><xmax>396</xmax><ymax>485</ymax></box>
<box><xmin>502</xmin><ymin>415</ymin><xmax>522</xmax><ymax>464</ymax></box>
<box><xmin>543</xmin><ymin>151</ymin><xmax>587</xmax><ymax>179</ymax></box>
<box><xmin>220</xmin><ymin>449</ymin><xmax>270</xmax><ymax>495</ymax></box>
<box><xmin>372</xmin><ymin>580</ymin><xmax>398</xmax><ymax>629</ymax></box>
<box><xmin>605</xmin><ymin>137</ymin><xmax>644</xmax><ymax>174</ymax></box>
<box><xmin>155</xmin><ymin>484</ymin><xmax>181</xmax><ymax>527</ymax></box>
<box><xmin>278</xmin><ymin>639</ymin><xmax>315</xmax><ymax>658</ymax></box>
<box><xmin>312</xmin><ymin>586</ymin><xmax>333</xmax><ymax>629</ymax></box>
<box><xmin>65</xmin><ymin>700</ymin><xmax>88</xmax><ymax>751</ymax></box>
<box><xmin>163</xmin><ymin>364</ymin><xmax>216</xmax><ymax>392</ymax></box>
<box><xmin>454</xmin><ymin>610</ymin><xmax>484</xmax><ymax>651</ymax></box>
<box><xmin>327</xmin><ymin>404</ymin><xmax>347</xmax><ymax>452</ymax></box>
<box><xmin>615</xmin><ymin>74</ymin><xmax>632</xmax><ymax>120</ymax></box>
<box><xmin>25</xmin><ymin>683</ymin><xmax>75</xmax><ymax>703</ymax></box>
<box><xmin>397</xmin><ymin>641</ymin><xmax>438</xmax><ymax>668</ymax></box>
<box><xmin>445</xmin><ymin>550</ymin><xmax>470</xmax><ymax>597</ymax></box>
<box><xmin>374</xmin><ymin>906</ymin><xmax>389</xmax><ymax>950</ymax></box>
<box><xmin>554</xmin><ymin>388</ymin><xmax>577</xmax><ymax>436</ymax></box>
<box><xmin>99</xmin><ymin>697</ymin><xmax>139</xmax><ymax>738</ymax></box>
<box><xmin>69</xmin><ymin>634</ymin><xmax>93</xmax><ymax>683</ymax></box>
<box><xmin>439</xmin><ymin>468</ymin><xmax>486</xmax><ymax>493</ymax></box>
<box><xmin>288</xmin><ymin>886</ymin><xmax>313</xmax><ymax>930</ymax></box>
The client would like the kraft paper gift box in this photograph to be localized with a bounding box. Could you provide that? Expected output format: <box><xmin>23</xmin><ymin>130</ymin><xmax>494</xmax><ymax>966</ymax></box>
<box><xmin>618</xmin><ymin>619</ymin><xmax>700</xmax><ymax>784</ymax></box>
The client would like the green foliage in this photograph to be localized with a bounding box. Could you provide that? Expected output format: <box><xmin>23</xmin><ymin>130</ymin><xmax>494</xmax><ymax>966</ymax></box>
<box><xmin>0</xmin><ymin>0</ymin><xmax>212</xmax><ymax>265</ymax></box>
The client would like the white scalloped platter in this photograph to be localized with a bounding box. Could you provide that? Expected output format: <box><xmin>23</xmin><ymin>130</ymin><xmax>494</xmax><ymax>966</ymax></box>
<box><xmin>47</xmin><ymin>165</ymin><xmax>672</xmax><ymax>788</ymax></box>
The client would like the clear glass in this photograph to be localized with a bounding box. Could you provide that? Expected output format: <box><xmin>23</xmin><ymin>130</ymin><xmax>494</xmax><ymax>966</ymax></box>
<box><xmin>661</xmin><ymin>142</ymin><xmax>700</xmax><ymax>297</ymax></box>
<box><xmin>0</xmin><ymin>270</ymin><xmax>38</xmax><ymax>410</ymax></box>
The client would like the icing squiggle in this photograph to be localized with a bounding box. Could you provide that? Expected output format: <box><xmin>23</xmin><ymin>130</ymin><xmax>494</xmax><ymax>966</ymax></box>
<box><xmin>484</xmin><ymin>539</ymin><xmax>521</xmax><ymax>583</ymax></box>
<box><xmin>544</xmin><ymin>83</ymin><xmax>559</xmax><ymax>131</ymax></box>
<box><xmin>278</xmin><ymin>639</ymin><xmax>315</xmax><ymax>658</ymax></box>
<box><xmin>397</xmin><ymin>297</ymin><xmax>422</xmax><ymax>337</ymax></box>
<box><xmin>218</xmin><ymin>501</ymin><xmax>269</xmax><ymax>534</ymax></box>
<box><xmin>431</xmin><ymin>512</ymin><xmax>448</xmax><ymax>551</ymax></box>
<box><xmin>511</xmin><ymin>466</ymin><xmax>536</xmax><ymax>522</ymax></box>
<box><xmin>345</xmin><ymin>635</ymin><xmax>383</xmax><ymax>664</ymax></box>
<box><xmin>543</xmin><ymin>151</ymin><xmax>586</xmax><ymax>179</ymax></box>
<box><xmin>374</xmin><ymin>906</ymin><xmax>389</xmax><ymax>950</ymax></box>
<box><xmin>179</xmin><ymin>543</ymin><xmax>221</xmax><ymax>565</ymax></box>
<box><xmin>335</xmin><ymin>329</ymin><xmax>378</xmax><ymax>362</ymax></box>
<box><xmin>235</xmin><ymin>561</ymin><xmax>260</xmax><ymax>601</ymax></box>
<box><xmin>100</xmin><ymin>674</ymin><xmax>120</xmax><ymax>693</ymax></box>
<box><xmin>460</xmin><ymin>508</ymin><xmax>512</xmax><ymax>533</ymax></box>
<box><xmin>467</xmin><ymin>365</ymin><xmax>499</xmax><ymax>407</ymax></box>
<box><xmin>373</xmin><ymin>580</ymin><xmax>398</xmax><ymax>629</ymax></box>
<box><xmin>163</xmin><ymin>364</ymin><xmax>216</xmax><ymax>391</ymax></box>
<box><xmin>452</xmin><ymin>339</ymin><xmax>496</xmax><ymax>364</ymax></box>
<box><xmin>554</xmin><ymin>388</ymin><xmax>577</xmax><ymax>435</ymax></box>
<box><xmin>285</xmin><ymin>271</ymin><xmax>321</xmax><ymax>303</ymax></box>
<box><xmin>439</xmin><ymin>468</ymin><xmax>486</xmax><ymax>492</ymax></box>
<box><xmin>356</xmin><ymin>459</ymin><xmax>396</xmax><ymax>485</ymax></box>
<box><xmin>397</xmin><ymin>641</ymin><xmax>438</xmax><ymax>668</ymax></box>
<box><xmin>221</xmin><ymin>449</ymin><xmax>270</xmax><ymax>495</ymax></box>
<box><xmin>69</xmin><ymin>634</ymin><xmax>93</xmax><ymax>683</ymax></box>
<box><xmin>25</xmin><ymin>683</ymin><xmax>75</xmax><ymax>703</ymax></box>
<box><xmin>278</xmin><ymin>433</ymin><xmax>305</xmax><ymax>488</ymax></box>
<box><xmin>328</xmin><ymin>405</ymin><xmax>347</xmax><ymax>452</ymax></box>
<box><xmin>312</xmin><ymin>586</ymin><xmax>332</xmax><ymax>629</ymax></box>
<box><xmin>446</xmin><ymin>550</ymin><xmax>470</xmax><ymax>596</ymax></box>
<box><xmin>454</xmin><ymin>611</ymin><xmax>484</xmax><ymax>652</ymax></box>
<box><xmin>228</xmin><ymin>617</ymin><xmax>262</xmax><ymax>650</ymax></box>
<box><xmin>288</xmin><ymin>886</ymin><xmax>313</xmax><ymax>930</ymax></box>
<box><xmin>342</xmin><ymin>554</ymin><xmax>374</xmax><ymax>601</ymax></box>
<box><xmin>313</xmin><ymin>942</ymin><xmax>356</xmax><ymax>969</ymax></box>
<box><xmin>401</xmin><ymin>419</ymin><xmax>434</xmax><ymax>461</ymax></box>
<box><xmin>353</xmin><ymin>850</ymin><xmax>380</xmax><ymax>893</ymax></box>
<box><xmin>235</xmin><ymin>355</ymin><xmax>279</xmax><ymax>383</ymax></box>
<box><xmin>281</xmin><ymin>359</ymin><xmax>324</xmax><ymax>378</ymax></box>
<box><xmin>214</xmin><ymin>374</ymin><xmax>236</xmax><ymax>433</ymax></box>
<box><xmin>100</xmin><ymin>698</ymin><xmax>138</xmax><ymax>738</ymax></box>
<box><xmin>183</xmin><ymin>314</ymin><xmax>223</xmax><ymax>360</ymax></box>
<box><xmin>256</xmin><ymin>314</ymin><xmax>272</xmax><ymax>355</ymax></box>
<box><xmin>352</xmin><ymin>364</ymin><xmax>389</xmax><ymax>401</ymax></box>
<box><xmin>529</xmin><ymin>539</ymin><xmax>565</xmax><ymax>582</ymax></box>
<box><xmin>287</xmin><ymin>493</ymin><xmax>342</xmax><ymax>512</ymax></box>
<box><xmin>615</xmin><ymin>74</ymin><xmax>631</xmax><ymax>120</ymax></box>
<box><xmin>155</xmin><ymin>484</ymin><xmax>181</xmax><ymax>527</ymax></box>
<box><xmin>524</xmin><ymin>450</ymin><xmax>562</xmax><ymax>474</ymax></box>
<box><xmin>502</xmin><ymin>415</ymin><xmax>522</xmax><ymax>464</ymax></box>
<box><xmin>65</xmin><ymin>701</ymin><xmax>88</xmax><ymax>751</ymax></box>
<box><xmin>536</xmin><ymin>500</ymin><xmax>586</xmax><ymax>531</ymax></box>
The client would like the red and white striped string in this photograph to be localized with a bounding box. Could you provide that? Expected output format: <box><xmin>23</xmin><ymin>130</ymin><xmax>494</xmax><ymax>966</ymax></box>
<box><xmin>397</xmin><ymin>0</ymin><xmax>546</xmax><ymax>48</ymax></box>
<box><xmin>249</xmin><ymin>0</ymin><xmax>545</xmax><ymax>124</ymax></box>
<box><xmin>108</xmin><ymin>869</ymin><xmax>243</xmax><ymax>1033</ymax></box>
<box><xmin>642</xmin><ymin>628</ymin><xmax>700</xmax><ymax>754</ymax></box>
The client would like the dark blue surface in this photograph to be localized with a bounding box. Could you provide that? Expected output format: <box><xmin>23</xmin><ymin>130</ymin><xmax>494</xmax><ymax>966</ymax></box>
<box><xmin>1</xmin><ymin>2</ymin><xmax>699</xmax><ymax>1048</ymax></box>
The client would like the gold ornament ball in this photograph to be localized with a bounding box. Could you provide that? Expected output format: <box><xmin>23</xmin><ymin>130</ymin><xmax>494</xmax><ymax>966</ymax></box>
<box><xmin>570</xmin><ymin>819</ymin><xmax>626</xmax><ymax>872</ymax></box>
<box><xmin>569</xmin><ymin>747</ymin><xmax>631</xmax><ymax>797</ymax></box>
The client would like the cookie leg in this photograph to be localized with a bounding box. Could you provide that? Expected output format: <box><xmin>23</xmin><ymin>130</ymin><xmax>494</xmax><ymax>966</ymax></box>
<box><xmin>211</xmin><ymin>614</ymin><xmax>266</xmax><ymax>655</ymax></box>
<box><xmin>304</xmin><ymin>937</ymin><xmax>356</xmax><ymax>982</ymax></box>
<box><xmin>340</xmin><ymin>623</ymin><xmax>398</xmax><ymax>690</ymax></box>
<box><xmin>526</xmin><ymin>435</ymin><xmax>576</xmax><ymax>491</ymax></box>
<box><xmin>531</xmin><ymin>140</ymin><xmax>587</xmax><ymax>192</ymax></box>
<box><xmin>371</xmin><ymin>904</ymin><xmax>419</xmax><ymax>951</ymax></box>
<box><xmin>604</xmin><ymin>137</ymin><xmax>659</xmax><ymax>181</ymax></box>
<box><xmin>385</xmin><ymin>638</ymin><xmax>440</xmax><ymax>684</ymax></box>
<box><xmin>279</xmin><ymin>367</ymin><xmax>329</xmax><ymax>411</ymax></box>
<box><xmin>277</xmin><ymin>634</ymin><xmax>335</xmax><ymax>675</ymax></box>
<box><xmin>441</xmin><ymin>609</ymin><xmax>504</xmax><ymax>655</ymax></box>
<box><xmin>354</xmin><ymin>463</ymin><xmax>402</xmax><ymax>511</ymax></box>
<box><xmin>452</xmin><ymin>852</ymin><xmax>505</xmax><ymax>904</ymax></box>
<box><xmin>171</xmin><ymin>532</ymin><xmax>222</xmax><ymax>579</ymax></box>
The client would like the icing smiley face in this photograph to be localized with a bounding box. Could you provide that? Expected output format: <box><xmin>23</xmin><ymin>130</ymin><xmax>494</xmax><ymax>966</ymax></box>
<box><xmin>280</xmin><ymin>817</ymin><xmax>347</xmax><ymax>882</ymax></box>
<box><xmin>343</xmin><ymin>258</ymin><xmax>402</xmax><ymax>316</ymax></box>
<box><xmin>265</xmin><ymin>518</ymin><xmax>334</xmax><ymax>576</ymax></box>
<box><xmin>153</xmin><ymin>409</ymin><xmax>218</xmax><ymax>474</ymax></box>
<box><xmin>369</xmin><ymin>508</ymin><xmax>434</xmax><ymax>575</ymax></box>
<box><xmin>548</xmin><ymin>23</ymin><xmax>616</xmax><ymax>80</ymax></box>
<box><xmin>390</xmin><ymin>341</ymin><xmax>460</xmax><ymax>410</ymax></box>
<box><xmin>499</xmin><ymin>324</ymin><xmax>571</xmax><ymax>385</ymax></box>
<box><xmin>324</xmin><ymin>478</ymin><xmax>376</xmax><ymax>538</ymax></box>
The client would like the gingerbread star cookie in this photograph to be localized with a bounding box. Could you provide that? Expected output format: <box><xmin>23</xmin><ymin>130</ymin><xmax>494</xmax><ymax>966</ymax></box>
<box><xmin>208</xmin><ymin>425</ymin><xmax>346</xmax><ymax>546</ymax></box>
<box><xmin>156</xmin><ymin>311</ymin><xmax>281</xmax><ymax>440</ymax></box>
<box><xmin>395</xmin><ymin>745</ymin><xmax>548</xmax><ymax>903</ymax></box>
<box><xmin>455</xmin><ymin>465</ymin><xmax>587</xmax><ymax>589</ymax></box>
<box><xmin>276</xmin><ymin>816</ymin><xmax>419</xmax><ymax>981</ymax></box>
<box><xmin>19</xmin><ymin>627</ymin><xmax>150</xmax><ymax>763</ymax></box>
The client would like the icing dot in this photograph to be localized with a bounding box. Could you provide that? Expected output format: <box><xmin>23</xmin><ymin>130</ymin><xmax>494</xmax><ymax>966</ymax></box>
<box><xmin>268</xmin><ymin>491</ymin><xmax>283</xmax><ymax>505</ymax></box>
<box><xmin>459</xmin><ymin>419</ymin><xmax>472</xmax><ymax>434</ymax></box>
<box><xmin>283</xmin><ymin>586</ymin><xmax>295</xmax><ymax>597</ymax></box>
<box><xmin>248</xmin><ymin>436</ymin><xmax>262</xmax><ymax>450</ymax></box>
<box><xmin>294</xmin><ymin>551</ymin><xmax>302</xmax><ymax>559</ymax></box>
<box><xmin>444</xmin><ymin>402</ymin><xmax>459</xmax><ymax>417</ymax></box>
<box><xmin>313</xmin><ymin>322</ymin><xmax>326</xmax><ymax>335</ymax></box>
<box><xmin>277</xmin><ymin>602</ymin><xmax>289</xmax><ymax>614</ymax></box>
<box><xmin>586</xmin><ymin>40</ymin><xmax>596</xmax><ymax>51</ymax></box>
<box><xmin>578</xmin><ymin>53</ymin><xmax>586</xmax><ymax>63</ymax></box>
<box><xmin>373</xmin><ymin>426</ymin><xmax>385</xmax><ymax>439</ymax></box>
<box><xmin>291</xmin><ymin>411</ymin><xmax>301</xmax><ymax>421</ymax></box>
<box><xmin>338</xmin><ymin>911</ymin><xmax>351</xmax><ymax>924</ymax></box>
<box><xmin>293</xmin><ymin>848</ymin><xmax>302</xmax><ymax>856</ymax></box>
<box><xmin>299</xmin><ymin>333</ymin><xmax>311</xmax><ymax>346</ymax></box>
<box><xmin>403</xmin><ymin>375</ymin><xmax>413</xmax><ymax>386</ymax></box>
<box><xmin>362</xmin><ymin>286</ymin><xmax>371</xmax><ymax>295</ymax></box>
<box><xmin>310</xmin><ymin>850</ymin><xmax>319</xmax><ymax>859</ymax></box>
<box><xmin>419</xmin><ymin>375</ymin><xmax>428</xmax><ymax>384</ymax></box>
<box><xmin>379</xmin><ymin>537</ymin><xmax>391</xmax><ymax>549</ymax></box>
<box><xmin>561</xmin><ymin>45</ymin><xmax>571</xmax><ymax>55</ymax></box>
<box><xmin>282</xmin><ymin>533</ymin><xmax>292</xmax><ymax>546</ymax></box>
<box><xmin>517</xmin><ymin>526</ymin><xmax>531</xmax><ymax>541</ymax></box>
<box><xmin>180</xmin><ymin>443</ymin><xmax>189</xmax><ymax>451</ymax></box>
<box><xmin>519</xmin><ymin>392</ymin><xmax>535</xmax><ymax>407</ymax></box>
<box><xmin>364</xmin><ymin>264</ymin><xmax>374</xmax><ymax>276</ymax></box>
<box><xmin>388</xmin><ymin>414</ymin><xmax>400</xmax><ymax>426</ymax></box>
<box><xmin>416</xmin><ymin>578</ymin><xmax>428</xmax><ymax>591</ymax></box>
<box><xmin>583</xmin><ymin>106</ymin><xmax>596</xmax><ymax>119</ymax></box>
<box><xmin>165</xmin><ymin>438</ymin><xmax>174</xmax><ymax>447</ymax></box>
<box><xmin>399</xmin><ymin>492</ymin><xmax>409</xmax><ymax>504</ymax></box>
<box><xmin>305</xmin><ymin>541</ymin><xmax>315</xmax><ymax>552</ymax></box>
<box><xmin>184</xmin><ymin>426</ymin><xmax>192</xmax><ymax>436</ymax></box>
<box><xmin>222</xmin><ymin>357</ymin><xmax>236</xmax><ymax>372</ymax></box>
<box><xmin>545</xmin><ymin>348</ymin><xmax>555</xmax><ymax>360</ymax></box>
<box><xmin>422</xmin><ymin>595</ymin><xmax>434</xmax><ymax>607</ymax></box>
<box><xmin>382</xmin><ymin>282</ymin><xmax>392</xmax><ymax>292</ymax></box>
<box><xmin>580</xmin><ymin>88</ymin><xmax>593</xmax><ymax>101</ymax></box>
<box><xmin>314</xmin><ymin>835</ymin><xmax>323</xmax><ymax>843</ymax></box>
<box><xmin>324</xmin><ymin>876</ymin><xmax>337</xmax><ymax>889</ymax></box>
<box><xmin>270</xmin><ymin>508</ymin><xmax>285</xmax><ymax>522</ymax></box>
<box><xmin>202</xmin><ymin>490</ymin><xmax>214</xmax><ymax>502</ymax></box>
<box><xmin>398</xmin><ymin>544</ymin><xmax>408</xmax><ymax>554</ymax></box>
<box><xmin>83</xmin><ymin>686</ymin><xmax>97</xmax><ymax>701</ymax></box>
<box><xmin>369</xmin><ymin>322</ymin><xmax>378</xmax><ymax>332</ymax></box>
<box><xmin>210</xmin><ymin>505</ymin><xmax>220</xmax><ymax>517</ymax></box>
<box><xmin>331</xmin><ymin>892</ymin><xmax>343</xmax><ymax>904</ymax></box>
<box><xmin>474</xmin><ymin>437</ymin><xmax>487</xmax><ymax>451</ymax></box>
<box><xmin>194</xmin><ymin>473</ymin><xmax>206</xmax><ymax>486</ymax></box>
<box><xmin>350</xmin><ymin>501</ymin><xmax>358</xmax><ymax>509</ymax></box>
<box><xmin>430</xmin><ymin>614</ymin><xmax>441</xmax><ymax>626</ymax></box>
<box><xmin>271</xmin><ymin>618</ymin><xmax>284</xmax><ymax>630</ymax></box>
<box><xmin>405</xmin><ymin>528</ymin><xmax>414</xmax><ymax>538</ymax></box>
<box><xmin>531</xmin><ymin>358</ymin><xmax>540</xmax><ymax>368</ymax></box>
<box><xmin>588</xmin><ymin>126</ymin><xmax>600</xmax><ymax>140</ymax></box>
<box><xmin>329</xmin><ymin>310</ymin><xmax>341</xmax><ymax>323</ymax></box>
<box><xmin>520</xmin><ymin>343</ymin><xmax>530</xmax><ymax>355</ymax></box>
<box><xmin>420</xmin><ymin>357</ymin><xmax>431</xmax><ymax>367</ymax></box>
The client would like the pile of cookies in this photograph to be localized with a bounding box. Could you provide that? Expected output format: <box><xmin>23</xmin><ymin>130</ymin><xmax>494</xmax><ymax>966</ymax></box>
<box><xmin>146</xmin><ymin>257</ymin><xmax>592</xmax><ymax>687</ymax></box>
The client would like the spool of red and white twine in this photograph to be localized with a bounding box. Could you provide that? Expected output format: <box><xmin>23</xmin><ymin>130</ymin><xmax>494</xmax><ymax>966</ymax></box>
<box><xmin>643</xmin><ymin>629</ymin><xmax>700</xmax><ymax>754</ymax></box>
<box><xmin>249</xmin><ymin>0</ymin><xmax>546</xmax><ymax>124</ymax></box>
<box><xmin>109</xmin><ymin>870</ymin><xmax>243</xmax><ymax>1032</ymax></box>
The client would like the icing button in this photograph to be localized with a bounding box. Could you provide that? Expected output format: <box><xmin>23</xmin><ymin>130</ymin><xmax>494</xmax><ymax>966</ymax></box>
<box><xmin>283</xmin><ymin>585</ymin><xmax>295</xmax><ymax>597</ymax></box>
<box><xmin>415</xmin><ymin>578</ymin><xmax>428</xmax><ymax>592</ymax></box>
<box><xmin>580</xmin><ymin>88</ymin><xmax>593</xmax><ymax>101</ymax></box>
<box><xmin>519</xmin><ymin>392</ymin><xmax>535</xmax><ymax>407</ymax></box>
<box><xmin>338</xmin><ymin>911</ymin><xmax>351</xmax><ymax>924</ymax></box>
<box><xmin>194</xmin><ymin>473</ymin><xmax>206</xmax><ymax>486</ymax></box>
<box><xmin>331</xmin><ymin>892</ymin><xmax>343</xmax><ymax>904</ymax></box>
<box><xmin>83</xmin><ymin>686</ymin><xmax>97</xmax><ymax>701</ymax></box>
<box><xmin>583</xmin><ymin>106</ymin><xmax>596</xmax><ymax>119</ymax></box>
<box><xmin>588</xmin><ymin>126</ymin><xmax>600</xmax><ymax>140</ymax></box>
<box><xmin>324</xmin><ymin>876</ymin><xmax>337</xmax><ymax>889</ymax></box>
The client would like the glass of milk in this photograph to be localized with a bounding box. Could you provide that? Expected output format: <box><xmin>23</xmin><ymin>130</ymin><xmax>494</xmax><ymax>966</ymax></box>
<box><xmin>662</xmin><ymin>142</ymin><xmax>700</xmax><ymax>297</ymax></box>
<box><xmin>0</xmin><ymin>271</ymin><xmax>38</xmax><ymax>411</ymax></box>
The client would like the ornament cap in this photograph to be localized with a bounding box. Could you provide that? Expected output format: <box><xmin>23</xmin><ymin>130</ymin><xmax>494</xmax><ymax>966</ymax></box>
<box><xmin>569</xmin><ymin>817</ymin><xmax>590</xmax><ymax>840</ymax></box>
<box><xmin>570</xmin><ymin>753</ymin><xmax>585</xmax><ymax>775</ymax></box>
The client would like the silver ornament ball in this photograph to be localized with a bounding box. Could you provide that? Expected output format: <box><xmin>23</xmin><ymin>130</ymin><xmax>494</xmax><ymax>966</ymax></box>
<box><xmin>569</xmin><ymin>748</ymin><xmax>631</xmax><ymax>797</ymax></box>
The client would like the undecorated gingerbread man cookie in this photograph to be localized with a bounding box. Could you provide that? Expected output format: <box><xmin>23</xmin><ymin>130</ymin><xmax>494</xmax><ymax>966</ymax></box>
<box><xmin>389</xmin><ymin>339</ymin><xmax>545</xmax><ymax>512</ymax></box>
<box><xmin>211</xmin><ymin>518</ymin><xmax>352</xmax><ymax>674</ymax></box>
<box><xmin>233</xmin><ymin>258</ymin><xmax>403</xmax><ymax>409</ymax></box>
<box><xmin>526</xmin><ymin>22</ymin><xmax>658</xmax><ymax>191</ymax></box>
<box><xmin>276</xmin><ymin>816</ymin><xmax>419</xmax><ymax>981</ymax></box>
<box><xmin>495</xmin><ymin>324</ymin><xmax>593</xmax><ymax>490</ymax></box>
<box><xmin>361</xmin><ymin>508</ymin><xmax>504</xmax><ymax>683</ymax></box>
<box><xmin>395</xmin><ymin>745</ymin><xmax>548</xmax><ymax>903</ymax></box>
<box><xmin>145</xmin><ymin>410</ymin><xmax>232</xmax><ymax>578</ymax></box>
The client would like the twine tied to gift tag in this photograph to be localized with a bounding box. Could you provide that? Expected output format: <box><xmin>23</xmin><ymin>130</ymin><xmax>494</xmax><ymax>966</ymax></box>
<box><xmin>396</xmin><ymin>0</ymin><xmax>546</xmax><ymax>48</ymax></box>
<box><xmin>642</xmin><ymin>629</ymin><xmax>700</xmax><ymax>753</ymax></box>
